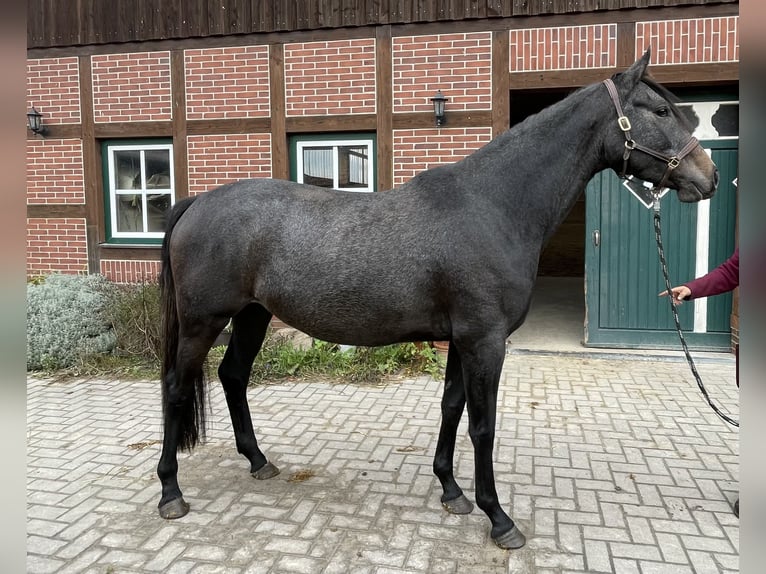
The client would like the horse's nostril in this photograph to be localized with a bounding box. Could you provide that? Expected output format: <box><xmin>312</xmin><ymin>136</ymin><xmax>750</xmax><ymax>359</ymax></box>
<box><xmin>714</xmin><ymin>168</ymin><xmax>720</xmax><ymax>188</ymax></box>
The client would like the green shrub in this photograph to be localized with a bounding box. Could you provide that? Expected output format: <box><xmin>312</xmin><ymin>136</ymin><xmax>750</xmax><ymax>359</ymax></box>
<box><xmin>104</xmin><ymin>280</ymin><xmax>163</xmax><ymax>365</ymax></box>
<box><xmin>27</xmin><ymin>274</ymin><xmax>117</xmax><ymax>371</ymax></box>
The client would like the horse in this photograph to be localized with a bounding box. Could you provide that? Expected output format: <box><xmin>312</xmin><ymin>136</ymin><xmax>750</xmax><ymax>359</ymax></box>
<box><xmin>155</xmin><ymin>49</ymin><xmax>718</xmax><ymax>549</ymax></box>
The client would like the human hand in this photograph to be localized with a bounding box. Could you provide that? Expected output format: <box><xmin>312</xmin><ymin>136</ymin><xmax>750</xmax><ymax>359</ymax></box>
<box><xmin>658</xmin><ymin>285</ymin><xmax>691</xmax><ymax>303</ymax></box>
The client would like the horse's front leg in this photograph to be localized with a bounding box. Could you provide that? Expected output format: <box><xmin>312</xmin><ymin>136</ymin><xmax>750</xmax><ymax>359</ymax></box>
<box><xmin>433</xmin><ymin>342</ymin><xmax>473</xmax><ymax>514</ymax></box>
<box><xmin>218</xmin><ymin>304</ymin><xmax>279</xmax><ymax>479</ymax></box>
<box><xmin>458</xmin><ymin>335</ymin><xmax>526</xmax><ymax>550</ymax></box>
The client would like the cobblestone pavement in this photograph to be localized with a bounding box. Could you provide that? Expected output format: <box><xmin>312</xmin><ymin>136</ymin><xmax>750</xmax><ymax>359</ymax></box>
<box><xmin>27</xmin><ymin>353</ymin><xmax>739</xmax><ymax>574</ymax></box>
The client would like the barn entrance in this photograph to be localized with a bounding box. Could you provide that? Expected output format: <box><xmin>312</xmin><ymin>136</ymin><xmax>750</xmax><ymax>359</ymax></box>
<box><xmin>506</xmin><ymin>88</ymin><xmax>586</xmax><ymax>351</ymax></box>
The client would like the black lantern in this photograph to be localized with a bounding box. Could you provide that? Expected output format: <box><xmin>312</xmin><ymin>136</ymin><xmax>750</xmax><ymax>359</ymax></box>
<box><xmin>430</xmin><ymin>90</ymin><xmax>448</xmax><ymax>127</ymax></box>
<box><xmin>27</xmin><ymin>107</ymin><xmax>47</xmax><ymax>136</ymax></box>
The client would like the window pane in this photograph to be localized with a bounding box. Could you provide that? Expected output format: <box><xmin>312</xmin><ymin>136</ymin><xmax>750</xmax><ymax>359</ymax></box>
<box><xmin>144</xmin><ymin>149</ymin><xmax>172</xmax><ymax>189</ymax></box>
<box><xmin>116</xmin><ymin>194</ymin><xmax>143</xmax><ymax>232</ymax></box>
<box><xmin>114</xmin><ymin>150</ymin><xmax>141</xmax><ymax>190</ymax></box>
<box><xmin>338</xmin><ymin>146</ymin><xmax>368</xmax><ymax>188</ymax></box>
<box><xmin>147</xmin><ymin>193</ymin><xmax>171</xmax><ymax>232</ymax></box>
<box><xmin>302</xmin><ymin>147</ymin><xmax>333</xmax><ymax>187</ymax></box>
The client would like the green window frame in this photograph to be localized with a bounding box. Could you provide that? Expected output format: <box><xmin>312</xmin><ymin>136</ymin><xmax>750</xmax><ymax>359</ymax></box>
<box><xmin>289</xmin><ymin>133</ymin><xmax>377</xmax><ymax>192</ymax></box>
<box><xmin>102</xmin><ymin>139</ymin><xmax>175</xmax><ymax>244</ymax></box>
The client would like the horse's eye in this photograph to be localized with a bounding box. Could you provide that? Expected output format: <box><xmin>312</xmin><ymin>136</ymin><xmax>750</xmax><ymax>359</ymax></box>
<box><xmin>656</xmin><ymin>107</ymin><xmax>670</xmax><ymax>117</ymax></box>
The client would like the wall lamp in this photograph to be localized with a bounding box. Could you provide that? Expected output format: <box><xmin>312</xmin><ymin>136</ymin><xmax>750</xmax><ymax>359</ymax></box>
<box><xmin>430</xmin><ymin>90</ymin><xmax>448</xmax><ymax>127</ymax></box>
<box><xmin>27</xmin><ymin>106</ymin><xmax>47</xmax><ymax>136</ymax></box>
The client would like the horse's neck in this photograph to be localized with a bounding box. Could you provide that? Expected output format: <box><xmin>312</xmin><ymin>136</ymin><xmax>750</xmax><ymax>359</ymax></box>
<box><xmin>467</xmin><ymin>84</ymin><xmax>609</xmax><ymax>241</ymax></box>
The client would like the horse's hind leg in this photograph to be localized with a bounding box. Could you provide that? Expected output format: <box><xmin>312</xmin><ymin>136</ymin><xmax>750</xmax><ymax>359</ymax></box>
<box><xmin>218</xmin><ymin>303</ymin><xmax>279</xmax><ymax>479</ymax></box>
<box><xmin>433</xmin><ymin>342</ymin><xmax>474</xmax><ymax>514</ymax></box>
<box><xmin>158</xmin><ymin>318</ymin><xmax>227</xmax><ymax>519</ymax></box>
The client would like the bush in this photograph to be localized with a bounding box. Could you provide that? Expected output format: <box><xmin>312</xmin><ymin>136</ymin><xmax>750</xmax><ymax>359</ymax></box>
<box><xmin>104</xmin><ymin>280</ymin><xmax>163</xmax><ymax>365</ymax></box>
<box><xmin>27</xmin><ymin>274</ymin><xmax>117</xmax><ymax>371</ymax></box>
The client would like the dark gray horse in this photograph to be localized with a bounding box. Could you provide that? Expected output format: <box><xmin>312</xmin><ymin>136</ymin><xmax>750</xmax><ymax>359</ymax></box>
<box><xmin>156</xmin><ymin>50</ymin><xmax>718</xmax><ymax>549</ymax></box>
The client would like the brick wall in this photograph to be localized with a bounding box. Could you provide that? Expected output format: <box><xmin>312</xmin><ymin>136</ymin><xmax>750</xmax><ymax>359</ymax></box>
<box><xmin>187</xmin><ymin>133</ymin><xmax>272</xmax><ymax>195</ymax></box>
<box><xmin>510</xmin><ymin>24</ymin><xmax>617</xmax><ymax>72</ymax></box>
<box><xmin>26</xmin><ymin>57</ymin><xmax>80</xmax><ymax>124</ymax></box>
<box><xmin>92</xmin><ymin>52</ymin><xmax>172</xmax><ymax>122</ymax></box>
<box><xmin>393</xmin><ymin>33</ymin><xmax>492</xmax><ymax>113</ymax></box>
<box><xmin>25</xmin><ymin>15</ymin><xmax>739</xmax><ymax>282</ymax></box>
<box><xmin>100</xmin><ymin>260</ymin><xmax>162</xmax><ymax>284</ymax></box>
<box><xmin>636</xmin><ymin>17</ymin><xmax>739</xmax><ymax>64</ymax></box>
<box><xmin>27</xmin><ymin>218</ymin><xmax>88</xmax><ymax>275</ymax></box>
<box><xmin>392</xmin><ymin>128</ymin><xmax>493</xmax><ymax>187</ymax></box>
<box><xmin>26</xmin><ymin>139</ymin><xmax>85</xmax><ymax>204</ymax></box>
<box><xmin>284</xmin><ymin>39</ymin><xmax>376</xmax><ymax>116</ymax></box>
<box><xmin>185</xmin><ymin>46</ymin><xmax>270</xmax><ymax>119</ymax></box>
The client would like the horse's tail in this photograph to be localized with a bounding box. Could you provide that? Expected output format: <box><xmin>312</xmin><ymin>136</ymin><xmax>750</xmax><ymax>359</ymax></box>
<box><xmin>160</xmin><ymin>196</ymin><xmax>205</xmax><ymax>451</ymax></box>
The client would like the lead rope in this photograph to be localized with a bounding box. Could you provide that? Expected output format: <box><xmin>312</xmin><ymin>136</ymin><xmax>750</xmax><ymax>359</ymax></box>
<box><xmin>651</xmin><ymin>197</ymin><xmax>739</xmax><ymax>427</ymax></box>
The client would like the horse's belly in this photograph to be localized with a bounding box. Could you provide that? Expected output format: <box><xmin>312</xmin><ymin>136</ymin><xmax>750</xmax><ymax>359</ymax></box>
<box><xmin>264</xmin><ymin>295</ymin><xmax>449</xmax><ymax>347</ymax></box>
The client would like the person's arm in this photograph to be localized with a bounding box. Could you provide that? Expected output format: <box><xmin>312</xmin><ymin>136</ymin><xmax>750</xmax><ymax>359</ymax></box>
<box><xmin>659</xmin><ymin>247</ymin><xmax>739</xmax><ymax>303</ymax></box>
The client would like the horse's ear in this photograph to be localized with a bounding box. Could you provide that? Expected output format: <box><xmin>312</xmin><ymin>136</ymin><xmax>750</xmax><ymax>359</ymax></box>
<box><xmin>612</xmin><ymin>48</ymin><xmax>651</xmax><ymax>90</ymax></box>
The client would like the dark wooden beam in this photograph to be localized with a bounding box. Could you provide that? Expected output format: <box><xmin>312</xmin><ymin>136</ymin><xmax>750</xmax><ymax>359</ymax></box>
<box><xmin>187</xmin><ymin>118</ymin><xmax>271</xmax><ymax>135</ymax></box>
<box><xmin>492</xmin><ymin>29</ymin><xmax>510</xmax><ymax>138</ymax></box>
<box><xmin>285</xmin><ymin>114</ymin><xmax>377</xmax><ymax>133</ymax></box>
<box><xmin>98</xmin><ymin>246</ymin><xmax>161</xmax><ymax>261</ymax></box>
<box><xmin>269</xmin><ymin>43</ymin><xmax>288</xmax><ymax>180</ymax></box>
<box><xmin>171</xmin><ymin>49</ymin><xmax>189</xmax><ymax>200</ymax></box>
<box><xmin>27</xmin><ymin>204</ymin><xmax>87</xmax><ymax>218</ymax></box>
<box><xmin>508</xmin><ymin>62</ymin><xmax>739</xmax><ymax>90</ymax></box>
<box><xmin>26</xmin><ymin>124</ymin><xmax>82</xmax><ymax>140</ymax></box>
<box><xmin>616</xmin><ymin>21</ymin><xmax>636</xmax><ymax>68</ymax></box>
<box><xmin>392</xmin><ymin>110</ymin><xmax>492</xmax><ymax>129</ymax></box>
<box><xmin>93</xmin><ymin>122</ymin><xmax>173</xmax><ymax>138</ymax></box>
<box><xmin>376</xmin><ymin>24</ymin><xmax>393</xmax><ymax>192</ymax></box>
<box><xmin>79</xmin><ymin>55</ymin><xmax>103</xmax><ymax>274</ymax></box>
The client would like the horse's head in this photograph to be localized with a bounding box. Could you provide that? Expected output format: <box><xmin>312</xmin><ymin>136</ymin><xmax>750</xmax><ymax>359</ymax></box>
<box><xmin>603</xmin><ymin>49</ymin><xmax>718</xmax><ymax>202</ymax></box>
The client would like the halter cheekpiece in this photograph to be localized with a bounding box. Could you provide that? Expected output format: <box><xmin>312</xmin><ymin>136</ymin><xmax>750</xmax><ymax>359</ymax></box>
<box><xmin>602</xmin><ymin>78</ymin><xmax>699</xmax><ymax>192</ymax></box>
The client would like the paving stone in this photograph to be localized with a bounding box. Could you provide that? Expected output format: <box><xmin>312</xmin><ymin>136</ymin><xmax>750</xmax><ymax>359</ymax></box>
<box><xmin>26</xmin><ymin>354</ymin><xmax>738</xmax><ymax>574</ymax></box>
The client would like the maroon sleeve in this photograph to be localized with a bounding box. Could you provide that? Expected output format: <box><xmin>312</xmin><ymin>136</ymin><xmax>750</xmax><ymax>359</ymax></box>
<box><xmin>684</xmin><ymin>247</ymin><xmax>739</xmax><ymax>300</ymax></box>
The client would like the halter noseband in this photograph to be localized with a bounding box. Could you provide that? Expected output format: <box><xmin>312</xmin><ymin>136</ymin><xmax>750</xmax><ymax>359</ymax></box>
<box><xmin>603</xmin><ymin>78</ymin><xmax>699</xmax><ymax>190</ymax></box>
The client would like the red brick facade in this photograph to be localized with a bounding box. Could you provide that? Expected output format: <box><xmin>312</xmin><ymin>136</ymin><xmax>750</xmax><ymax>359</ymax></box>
<box><xmin>100</xmin><ymin>260</ymin><xmax>162</xmax><ymax>283</ymax></box>
<box><xmin>92</xmin><ymin>52</ymin><xmax>172</xmax><ymax>123</ymax></box>
<box><xmin>26</xmin><ymin>139</ymin><xmax>84</xmax><ymax>204</ymax></box>
<box><xmin>510</xmin><ymin>24</ymin><xmax>617</xmax><ymax>72</ymax></box>
<box><xmin>636</xmin><ymin>16</ymin><xmax>739</xmax><ymax>64</ymax></box>
<box><xmin>27</xmin><ymin>218</ymin><xmax>88</xmax><ymax>276</ymax></box>
<box><xmin>26</xmin><ymin>13</ymin><xmax>739</xmax><ymax>281</ymax></box>
<box><xmin>26</xmin><ymin>57</ymin><xmax>80</xmax><ymax>124</ymax></box>
<box><xmin>185</xmin><ymin>46</ymin><xmax>271</xmax><ymax>119</ymax></box>
<box><xmin>187</xmin><ymin>134</ymin><xmax>273</xmax><ymax>195</ymax></box>
<box><xmin>393</xmin><ymin>33</ymin><xmax>492</xmax><ymax>112</ymax></box>
<box><xmin>393</xmin><ymin>128</ymin><xmax>493</xmax><ymax>187</ymax></box>
<box><xmin>284</xmin><ymin>39</ymin><xmax>376</xmax><ymax>116</ymax></box>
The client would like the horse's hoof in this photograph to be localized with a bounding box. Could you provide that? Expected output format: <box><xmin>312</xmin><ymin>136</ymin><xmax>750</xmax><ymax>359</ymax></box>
<box><xmin>158</xmin><ymin>497</ymin><xmax>190</xmax><ymax>519</ymax></box>
<box><xmin>441</xmin><ymin>494</ymin><xmax>474</xmax><ymax>515</ymax></box>
<box><xmin>251</xmin><ymin>461</ymin><xmax>280</xmax><ymax>480</ymax></box>
<box><xmin>493</xmin><ymin>524</ymin><xmax>526</xmax><ymax>549</ymax></box>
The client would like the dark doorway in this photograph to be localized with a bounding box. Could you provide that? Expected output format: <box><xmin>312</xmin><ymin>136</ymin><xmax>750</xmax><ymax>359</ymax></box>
<box><xmin>510</xmin><ymin>88</ymin><xmax>585</xmax><ymax>278</ymax></box>
<box><xmin>507</xmin><ymin>88</ymin><xmax>586</xmax><ymax>351</ymax></box>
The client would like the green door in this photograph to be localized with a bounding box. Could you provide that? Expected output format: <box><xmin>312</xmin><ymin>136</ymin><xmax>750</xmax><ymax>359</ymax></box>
<box><xmin>585</xmin><ymin>141</ymin><xmax>738</xmax><ymax>350</ymax></box>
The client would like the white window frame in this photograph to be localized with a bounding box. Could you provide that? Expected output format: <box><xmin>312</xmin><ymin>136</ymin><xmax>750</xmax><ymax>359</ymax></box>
<box><xmin>296</xmin><ymin>138</ymin><xmax>375</xmax><ymax>192</ymax></box>
<box><xmin>106</xmin><ymin>143</ymin><xmax>175</xmax><ymax>240</ymax></box>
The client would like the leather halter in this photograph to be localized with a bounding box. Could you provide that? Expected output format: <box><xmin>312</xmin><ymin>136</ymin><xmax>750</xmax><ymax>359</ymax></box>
<box><xmin>602</xmin><ymin>78</ymin><xmax>699</xmax><ymax>190</ymax></box>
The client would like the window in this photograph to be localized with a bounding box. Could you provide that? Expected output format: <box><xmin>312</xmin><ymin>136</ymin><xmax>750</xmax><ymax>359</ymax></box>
<box><xmin>290</xmin><ymin>134</ymin><xmax>376</xmax><ymax>192</ymax></box>
<box><xmin>103</xmin><ymin>140</ymin><xmax>175</xmax><ymax>243</ymax></box>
